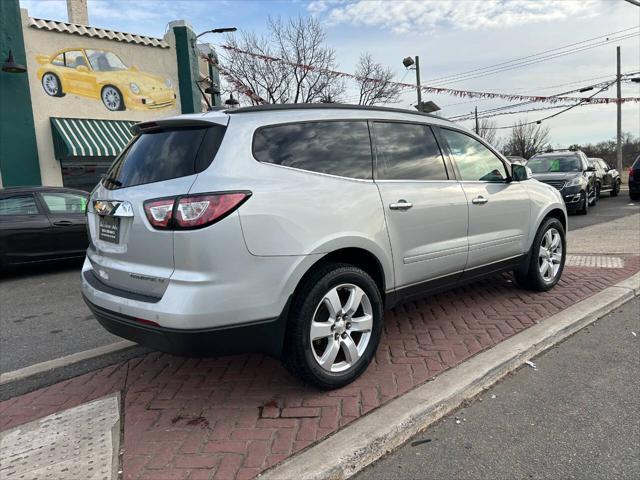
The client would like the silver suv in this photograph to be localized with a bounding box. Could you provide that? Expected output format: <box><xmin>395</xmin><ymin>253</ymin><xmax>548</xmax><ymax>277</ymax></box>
<box><xmin>81</xmin><ymin>104</ymin><xmax>567</xmax><ymax>389</ymax></box>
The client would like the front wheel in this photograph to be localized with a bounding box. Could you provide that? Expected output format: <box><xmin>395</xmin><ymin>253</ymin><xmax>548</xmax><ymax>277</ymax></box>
<box><xmin>611</xmin><ymin>179</ymin><xmax>620</xmax><ymax>197</ymax></box>
<box><xmin>589</xmin><ymin>186</ymin><xmax>598</xmax><ymax>206</ymax></box>
<box><xmin>283</xmin><ymin>263</ymin><xmax>383</xmax><ymax>389</ymax></box>
<box><xmin>101</xmin><ymin>85</ymin><xmax>125</xmax><ymax>111</ymax></box>
<box><xmin>578</xmin><ymin>190</ymin><xmax>589</xmax><ymax>215</ymax></box>
<box><xmin>514</xmin><ymin>218</ymin><xmax>566</xmax><ymax>292</ymax></box>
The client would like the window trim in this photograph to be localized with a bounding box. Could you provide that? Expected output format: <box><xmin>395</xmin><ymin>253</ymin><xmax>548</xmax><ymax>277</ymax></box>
<box><xmin>437</xmin><ymin>126</ymin><xmax>512</xmax><ymax>183</ymax></box>
<box><xmin>251</xmin><ymin>119</ymin><xmax>375</xmax><ymax>181</ymax></box>
<box><xmin>0</xmin><ymin>193</ymin><xmax>44</xmax><ymax>216</ymax></box>
<box><xmin>369</xmin><ymin>119</ymin><xmax>452</xmax><ymax>182</ymax></box>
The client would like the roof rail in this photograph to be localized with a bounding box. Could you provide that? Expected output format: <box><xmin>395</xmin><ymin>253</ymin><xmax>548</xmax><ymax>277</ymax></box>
<box><xmin>226</xmin><ymin>103</ymin><xmax>442</xmax><ymax>119</ymax></box>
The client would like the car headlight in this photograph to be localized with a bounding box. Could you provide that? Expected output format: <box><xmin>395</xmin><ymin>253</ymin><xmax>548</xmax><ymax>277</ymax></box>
<box><xmin>129</xmin><ymin>83</ymin><xmax>140</xmax><ymax>94</ymax></box>
<box><xmin>566</xmin><ymin>176</ymin><xmax>582</xmax><ymax>187</ymax></box>
<box><xmin>165</xmin><ymin>78</ymin><xmax>172</xmax><ymax>88</ymax></box>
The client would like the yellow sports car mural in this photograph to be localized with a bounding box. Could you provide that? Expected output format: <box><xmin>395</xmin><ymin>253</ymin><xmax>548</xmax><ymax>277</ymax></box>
<box><xmin>36</xmin><ymin>48</ymin><xmax>176</xmax><ymax>111</ymax></box>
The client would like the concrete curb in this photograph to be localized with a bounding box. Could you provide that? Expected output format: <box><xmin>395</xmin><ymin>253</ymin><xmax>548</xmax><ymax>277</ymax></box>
<box><xmin>0</xmin><ymin>340</ymin><xmax>135</xmax><ymax>386</ymax></box>
<box><xmin>260</xmin><ymin>272</ymin><xmax>640</xmax><ymax>480</ymax></box>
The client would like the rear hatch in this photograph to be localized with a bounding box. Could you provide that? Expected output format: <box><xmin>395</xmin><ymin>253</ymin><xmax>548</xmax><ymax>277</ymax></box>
<box><xmin>87</xmin><ymin>116</ymin><xmax>227</xmax><ymax>297</ymax></box>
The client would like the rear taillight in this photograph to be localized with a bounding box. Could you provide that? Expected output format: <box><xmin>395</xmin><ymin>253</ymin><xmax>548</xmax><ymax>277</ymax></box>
<box><xmin>144</xmin><ymin>192</ymin><xmax>251</xmax><ymax>230</ymax></box>
<box><xmin>144</xmin><ymin>198</ymin><xmax>174</xmax><ymax>229</ymax></box>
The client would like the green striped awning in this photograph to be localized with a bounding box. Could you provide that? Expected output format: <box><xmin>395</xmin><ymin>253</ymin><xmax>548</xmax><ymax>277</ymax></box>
<box><xmin>50</xmin><ymin>117</ymin><xmax>136</xmax><ymax>159</ymax></box>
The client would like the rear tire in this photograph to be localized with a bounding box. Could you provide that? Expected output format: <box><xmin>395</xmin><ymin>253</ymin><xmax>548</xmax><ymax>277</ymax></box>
<box><xmin>283</xmin><ymin>263</ymin><xmax>383</xmax><ymax>389</ymax></box>
<box><xmin>514</xmin><ymin>217</ymin><xmax>566</xmax><ymax>292</ymax></box>
<box><xmin>595</xmin><ymin>182</ymin><xmax>601</xmax><ymax>200</ymax></box>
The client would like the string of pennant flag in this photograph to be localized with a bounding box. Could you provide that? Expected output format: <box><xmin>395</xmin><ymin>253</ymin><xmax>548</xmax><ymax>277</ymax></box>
<box><xmin>217</xmin><ymin>44</ymin><xmax>640</xmax><ymax>105</ymax></box>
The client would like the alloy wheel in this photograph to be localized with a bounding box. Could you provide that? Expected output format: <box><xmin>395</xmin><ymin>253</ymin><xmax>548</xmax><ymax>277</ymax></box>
<box><xmin>102</xmin><ymin>86</ymin><xmax>122</xmax><ymax>111</ymax></box>
<box><xmin>42</xmin><ymin>73</ymin><xmax>59</xmax><ymax>96</ymax></box>
<box><xmin>310</xmin><ymin>283</ymin><xmax>373</xmax><ymax>373</ymax></box>
<box><xmin>538</xmin><ymin>227</ymin><xmax>563</xmax><ymax>282</ymax></box>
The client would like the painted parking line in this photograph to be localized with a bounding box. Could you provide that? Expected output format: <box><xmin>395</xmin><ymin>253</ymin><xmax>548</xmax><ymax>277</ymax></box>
<box><xmin>0</xmin><ymin>340</ymin><xmax>135</xmax><ymax>386</ymax></box>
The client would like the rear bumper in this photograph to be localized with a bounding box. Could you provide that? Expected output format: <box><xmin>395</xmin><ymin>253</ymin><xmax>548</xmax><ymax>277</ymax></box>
<box><xmin>83</xmin><ymin>295</ymin><xmax>289</xmax><ymax>357</ymax></box>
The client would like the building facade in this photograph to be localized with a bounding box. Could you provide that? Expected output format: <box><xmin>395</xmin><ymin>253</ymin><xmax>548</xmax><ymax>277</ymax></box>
<box><xmin>0</xmin><ymin>0</ymin><xmax>208</xmax><ymax>191</ymax></box>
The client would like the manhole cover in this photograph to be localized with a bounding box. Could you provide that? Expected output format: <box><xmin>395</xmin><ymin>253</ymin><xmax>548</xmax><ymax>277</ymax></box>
<box><xmin>0</xmin><ymin>394</ymin><xmax>120</xmax><ymax>480</ymax></box>
<box><xmin>566</xmin><ymin>255</ymin><xmax>625</xmax><ymax>268</ymax></box>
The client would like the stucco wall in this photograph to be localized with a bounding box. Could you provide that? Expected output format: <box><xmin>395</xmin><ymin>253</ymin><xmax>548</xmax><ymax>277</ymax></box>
<box><xmin>21</xmin><ymin>8</ymin><xmax>182</xmax><ymax>186</ymax></box>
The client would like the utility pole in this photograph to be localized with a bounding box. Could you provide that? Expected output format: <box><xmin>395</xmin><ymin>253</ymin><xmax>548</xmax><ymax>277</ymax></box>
<box><xmin>415</xmin><ymin>55</ymin><xmax>422</xmax><ymax>110</ymax></box>
<box><xmin>475</xmin><ymin>106</ymin><xmax>479</xmax><ymax>134</ymax></box>
<box><xmin>616</xmin><ymin>46</ymin><xmax>622</xmax><ymax>174</ymax></box>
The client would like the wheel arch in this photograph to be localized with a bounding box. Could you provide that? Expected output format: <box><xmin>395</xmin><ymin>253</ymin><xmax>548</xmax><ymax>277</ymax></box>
<box><xmin>290</xmin><ymin>247</ymin><xmax>389</xmax><ymax>308</ymax></box>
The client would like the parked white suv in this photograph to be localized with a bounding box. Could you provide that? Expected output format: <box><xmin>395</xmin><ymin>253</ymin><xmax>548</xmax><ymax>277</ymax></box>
<box><xmin>81</xmin><ymin>104</ymin><xmax>567</xmax><ymax>389</ymax></box>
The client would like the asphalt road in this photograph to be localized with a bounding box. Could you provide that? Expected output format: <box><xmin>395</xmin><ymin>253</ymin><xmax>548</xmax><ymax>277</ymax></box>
<box><xmin>0</xmin><ymin>190</ymin><xmax>636</xmax><ymax>377</ymax></box>
<box><xmin>355</xmin><ymin>297</ymin><xmax>640</xmax><ymax>480</ymax></box>
<box><xmin>568</xmin><ymin>186</ymin><xmax>638</xmax><ymax>230</ymax></box>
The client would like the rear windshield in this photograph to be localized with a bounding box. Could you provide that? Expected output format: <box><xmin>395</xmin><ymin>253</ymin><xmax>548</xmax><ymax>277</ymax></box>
<box><xmin>104</xmin><ymin>125</ymin><xmax>225</xmax><ymax>189</ymax></box>
<box><xmin>527</xmin><ymin>155</ymin><xmax>581</xmax><ymax>173</ymax></box>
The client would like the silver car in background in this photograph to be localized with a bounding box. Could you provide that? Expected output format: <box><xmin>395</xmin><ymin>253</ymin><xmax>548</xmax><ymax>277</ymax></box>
<box><xmin>81</xmin><ymin>104</ymin><xmax>567</xmax><ymax>389</ymax></box>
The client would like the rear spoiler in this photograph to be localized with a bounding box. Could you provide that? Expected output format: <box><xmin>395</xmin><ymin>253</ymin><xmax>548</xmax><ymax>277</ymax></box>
<box><xmin>36</xmin><ymin>54</ymin><xmax>50</xmax><ymax>65</ymax></box>
<box><xmin>131</xmin><ymin>115</ymin><xmax>229</xmax><ymax>135</ymax></box>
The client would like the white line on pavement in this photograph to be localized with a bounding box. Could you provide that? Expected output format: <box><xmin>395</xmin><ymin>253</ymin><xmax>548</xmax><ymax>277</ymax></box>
<box><xmin>0</xmin><ymin>340</ymin><xmax>136</xmax><ymax>386</ymax></box>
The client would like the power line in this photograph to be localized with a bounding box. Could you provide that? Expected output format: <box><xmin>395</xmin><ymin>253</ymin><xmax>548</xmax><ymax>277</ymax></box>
<box><xmin>424</xmin><ymin>26</ymin><xmax>639</xmax><ymax>84</ymax></box>
<box><xmin>430</xmin><ymin>32</ymin><xmax>639</xmax><ymax>86</ymax></box>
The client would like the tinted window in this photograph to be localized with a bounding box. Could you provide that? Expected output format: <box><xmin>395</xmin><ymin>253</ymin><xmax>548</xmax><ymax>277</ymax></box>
<box><xmin>0</xmin><ymin>195</ymin><xmax>40</xmax><ymax>215</ymax></box>
<box><xmin>441</xmin><ymin>129</ymin><xmax>508</xmax><ymax>182</ymax></box>
<box><xmin>527</xmin><ymin>155</ymin><xmax>581</xmax><ymax>173</ymax></box>
<box><xmin>105</xmin><ymin>126</ymin><xmax>225</xmax><ymax>189</ymax></box>
<box><xmin>373</xmin><ymin>122</ymin><xmax>448</xmax><ymax>180</ymax></box>
<box><xmin>41</xmin><ymin>192</ymin><xmax>87</xmax><ymax>214</ymax></box>
<box><xmin>253</xmin><ymin>121</ymin><xmax>372</xmax><ymax>179</ymax></box>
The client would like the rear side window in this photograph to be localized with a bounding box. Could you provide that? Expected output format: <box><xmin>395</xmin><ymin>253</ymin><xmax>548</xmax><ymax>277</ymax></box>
<box><xmin>104</xmin><ymin>126</ymin><xmax>225</xmax><ymax>189</ymax></box>
<box><xmin>253</xmin><ymin>121</ymin><xmax>373</xmax><ymax>179</ymax></box>
<box><xmin>0</xmin><ymin>195</ymin><xmax>40</xmax><ymax>215</ymax></box>
<box><xmin>373</xmin><ymin>122</ymin><xmax>448</xmax><ymax>180</ymax></box>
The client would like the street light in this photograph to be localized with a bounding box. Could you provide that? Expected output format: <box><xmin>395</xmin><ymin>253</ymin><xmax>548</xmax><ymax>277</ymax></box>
<box><xmin>224</xmin><ymin>93</ymin><xmax>240</xmax><ymax>109</ymax></box>
<box><xmin>402</xmin><ymin>55</ymin><xmax>423</xmax><ymax>110</ymax></box>
<box><xmin>193</xmin><ymin>27</ymin><xmax>237</xmax><ymax>107</ymax></box>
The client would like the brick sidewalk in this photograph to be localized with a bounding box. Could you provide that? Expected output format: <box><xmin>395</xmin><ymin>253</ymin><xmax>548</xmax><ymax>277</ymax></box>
<box><xmin>1</xmin><ymin>257</ymin><xmax>638</xmax><ymax>480</ymax></box>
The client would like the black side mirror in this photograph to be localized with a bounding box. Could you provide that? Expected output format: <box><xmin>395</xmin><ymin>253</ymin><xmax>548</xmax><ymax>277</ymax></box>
<box><xmin>511</xmin><ymin>163</ymin><xmax>531</xmax><ymax>181</ymax></box>
<box><xmin>587</xmin><ymin>166</ymin><xmax>596</xmax><ymax>172</ymax></box>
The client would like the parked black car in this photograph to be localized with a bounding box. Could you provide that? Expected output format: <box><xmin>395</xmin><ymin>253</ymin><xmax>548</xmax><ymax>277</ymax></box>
<box><xmin>630</xmin><ymin>155</ymin><xmax>640</xmax><ymax>201</ymax></box>
<box><xmin>0</xmin><ymin>186</ymin><xmax>89</xmax><ymax>269</ymax></box>
<box><xmin>527</xmin><ymin>149</ymin><xmax>597</xmax><ymax>215</ymax></box>
<box><xmin>588</xmin><ymin>157</ymin><xmax>621</xmax><ymax>198</ymax></box>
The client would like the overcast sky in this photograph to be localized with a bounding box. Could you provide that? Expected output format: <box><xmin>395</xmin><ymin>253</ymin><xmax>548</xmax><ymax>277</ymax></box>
<box><xmin>20</xmin><ymin>0</ymin><xmax>640</xmax><ymax>147</ymax></box>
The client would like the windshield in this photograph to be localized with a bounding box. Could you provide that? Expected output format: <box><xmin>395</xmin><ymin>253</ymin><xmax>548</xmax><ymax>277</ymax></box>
<box><xmin>527</xmin><ymin>155</ymin><xmax>581</xmax><ymax>173</ymax></box>
<box><xmin>86</xmin><ymin>50</ymin><xmax>128</xmax><ymax>72</ymax></box>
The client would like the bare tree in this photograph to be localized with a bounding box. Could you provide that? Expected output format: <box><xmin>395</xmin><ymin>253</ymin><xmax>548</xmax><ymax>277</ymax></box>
<box><xmin>222</xmin><ymin>16</ymin><xmax>344</xmax><ymax>105</ymax></box>
<box><xmin>503</xmin><ymin>120</ymin><xmax>551</xmax><ymax>159</ymax></box>
<box><xmin>354</xmin><ymin>53</ymin><xmax>402</xmax><ymax>106</ymax></box>
<box><xmin>477</xmin><ymin>118</ymin><xmax>498</xmax><ymax>147</ymax></box>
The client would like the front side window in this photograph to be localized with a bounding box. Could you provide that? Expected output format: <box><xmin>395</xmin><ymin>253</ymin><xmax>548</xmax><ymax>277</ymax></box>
<box><xmin>65</xmin><ymin>51</ymin><xmax>88</xmax><ymax>69</ymax></box>
<box><xmin>86</xmin><ymin>50</ymin><xmax>128</xmax><ymax>72</ymax></box>
<box><xmin>597</xmin><ymin>160</ymin><xmax>610</xmax><ymax>171</ymax></box>
<box><xmin>41</xmin><ymin>193</ymin><xmax>87</xmax><ymax>214</ymax></box>
<box><xmin>440</xmin><ymin>129</ymin><xmax>508</xmax><ymax>182</ymax></box>
<box><xmin>373</xmin><ymin>122</ymin><xmax>448</xmax><ymax>180</ymax></box>
<box><xmin>0</xmin><ymin>195</ymin><xmax>40</xmax><ymax>216</ymax></box>
<box><xmin>527</xmin><ymin>155</ymin><xmax>581</xmax><ymax>173</ymax></box>
<box><xmin>253</xmin><ymin>121</ymin><xmax>373</xmax><ymax>179</ymax></box>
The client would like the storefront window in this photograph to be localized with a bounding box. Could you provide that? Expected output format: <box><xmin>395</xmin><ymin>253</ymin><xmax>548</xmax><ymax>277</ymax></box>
<box><xmin>61</xmin><ymin>160</ymin><xmax>112</xmax><ymax>192</ymax></box>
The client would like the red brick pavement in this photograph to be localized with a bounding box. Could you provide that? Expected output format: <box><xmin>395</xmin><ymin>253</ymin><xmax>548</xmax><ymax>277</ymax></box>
<box><xmin>1</xmin><ymin>257</ymin><xmax>638</xmax><ymax>480</ymax></box>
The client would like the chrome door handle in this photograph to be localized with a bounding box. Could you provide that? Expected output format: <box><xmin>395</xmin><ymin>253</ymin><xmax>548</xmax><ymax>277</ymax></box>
<box><xmin>389</xmin><ymin>200</ymin><xmax>413</xmax><ymax>210</ymax></box>
<box><xmin>471</xmin><ymin>196</ymin><xmax>488</xmax><ymax>205</ymax></box>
